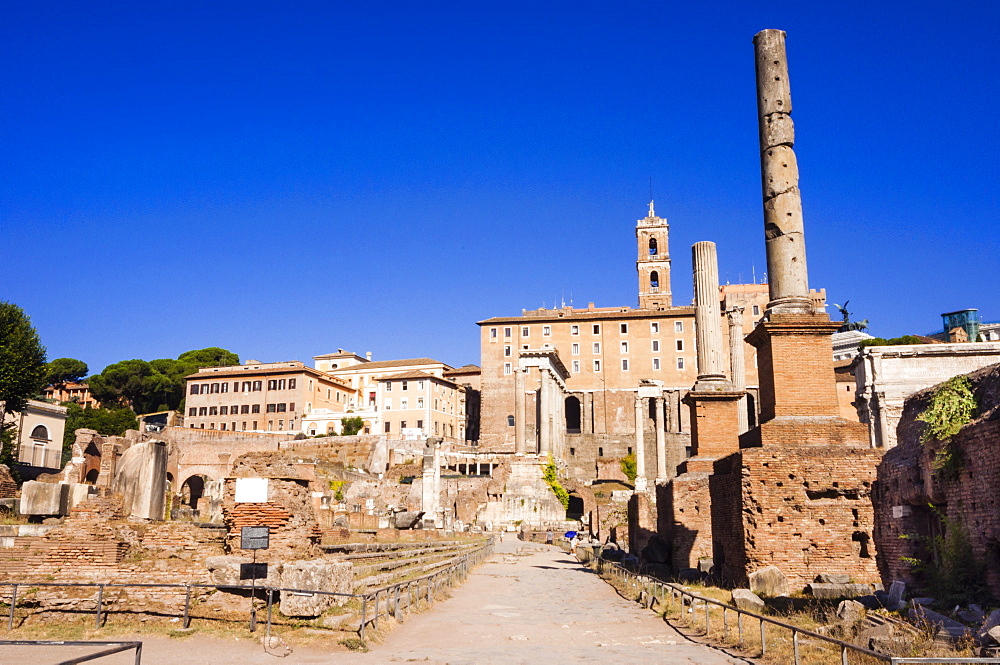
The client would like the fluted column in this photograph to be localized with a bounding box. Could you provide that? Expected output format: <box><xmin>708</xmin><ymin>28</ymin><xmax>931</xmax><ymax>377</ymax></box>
<box><xmin>633</xmin><ymin>394</ymin><xmax>648</xmax><ymax>492</ymax></box>
<box><xmin>692</xmin><ymin>241</ymin><xmax>726</xmax><ymax>386</ymax></box>
<box><xmin>754</xmin><ymin>29</ymin><xmax>813</xmax><ymax>314</ymax></box>
<box><xmin>514</xmin><ymin>368</ymin><xmax>526</xmax><ymax>454</ymax></box>
<box><xmin>727</xmin><ymin>307</ymin><xmax>749</xmax><ymax>433</ymax></box>
<box><xmin>655</xmin><ymin>396</ymin><xmax>667</xmax><ymax>480</ymax></box>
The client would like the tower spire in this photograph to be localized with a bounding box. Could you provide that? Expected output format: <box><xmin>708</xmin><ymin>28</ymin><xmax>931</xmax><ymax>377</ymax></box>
<box><xmin>648</xmin><ymin>199</ymin><xmax>655</xmax><ymax>218</ymax></box>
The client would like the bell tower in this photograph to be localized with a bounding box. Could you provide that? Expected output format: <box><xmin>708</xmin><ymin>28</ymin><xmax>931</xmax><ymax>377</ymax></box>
<box><xmin>636</xmin><ymin>201</ymin><xmax>672</xmax><ymax>310</ymax></box>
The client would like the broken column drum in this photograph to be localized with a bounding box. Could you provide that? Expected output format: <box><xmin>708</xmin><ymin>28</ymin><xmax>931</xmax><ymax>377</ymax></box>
<box><xmin>754</xmin><ymin>29</ymin><xmax>813</xmax><ymax>314</ymax></box>
<box><xmin>692</xmin><ymin>241</ymin><xmax>726</xmax><ymax>384</ymax></box>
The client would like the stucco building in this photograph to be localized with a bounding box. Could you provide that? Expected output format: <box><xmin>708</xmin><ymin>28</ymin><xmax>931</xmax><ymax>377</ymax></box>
<box><xmin>1</xmin><ymin>399</ymin><xmax>68</xmax><ymax>470</ymax></box>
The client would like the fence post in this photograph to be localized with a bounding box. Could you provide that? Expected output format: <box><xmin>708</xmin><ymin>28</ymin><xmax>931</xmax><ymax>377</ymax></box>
<box><xmin>96</xmin><ymin>585</ymin><xmax>104</xmax><ymax>628</ymax></box>
<box><xmin>792</xmin><ymin>628</ymin><xmax>800</xmax><ymax>665</ymax></box>
<box><xmin>737</xmin><ymin>611</ymin><xmax>743</xmax><ymax>644</ymax></box>
<box><xmin>7</xmin><ymin>585</ymin><xmax>17</xmax><ymax>630</ymax></box>
<box><xmin>373</xmin><ymin>590</ymin><xmax>379</xmax><ymax>628</ymax></box>
<box><xmin>266</xmin><ymin>588</ymin><xmax>274</xmax><ymax>637</ymax></box>
<box><xmin>842</xmin><ymin>645</ymin><xmax>849</xmax><ymax>665</ymax></box>
<box><xmin>759</xmin><ymin>618</ymin><xmax>766</xmax><ymax>655</ymax></box>
<box><xmin>705</xmin><ymin>601</ymin><xmax>710</xmax><ymax>634</ymax></box>
<box><xmin>360</xmin><ymin>596</ymin><xmax>367</xmax><ymax>641</ymax></box>
<box><xmin>394</xmin><ymin>586</ymin><xmax>400</xmax><ymax>620</ymax></box>
<box><xmin>182</xmin><ymin>585</ymin><xmax>192</xmax><ymax>628</ymax></box>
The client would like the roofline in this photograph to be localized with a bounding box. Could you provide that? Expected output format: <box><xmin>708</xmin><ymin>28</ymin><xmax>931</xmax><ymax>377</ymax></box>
<box><xmin>478</xmin><ymin>307</ymin><xmax>696</xmax><ymax>325</ymax></box>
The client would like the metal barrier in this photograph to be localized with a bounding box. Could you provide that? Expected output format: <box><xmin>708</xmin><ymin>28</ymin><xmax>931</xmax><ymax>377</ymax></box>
<box><xmin>0</xmin><ymin>640</ymin><xmax>142</xmax><ymax>664</ymax></box>
<box><xmin>579</xmin><ymin>549</ymin><xmax>1000</xmax><ymax>665</ymax></box>
<box><xmin>0</xmin><ymin>538</ymin><xmax>494</xmax><ymax>642</ymax></box>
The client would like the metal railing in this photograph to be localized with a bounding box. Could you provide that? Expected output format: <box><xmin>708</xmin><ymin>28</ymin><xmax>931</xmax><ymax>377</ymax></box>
<box><xmin>0</xmin><ymin>538</ymin><xmax>494</xmax><ymax>643</ymax></box>
<box><xmin>0</xmin><ymin>640</ymin><xmax>142</xmax><ymax>664</ymax></box>
<box><xmin>579</xmin><ymin>549</ymin><xmax>1000</xmax><ymax>665</ymax></box>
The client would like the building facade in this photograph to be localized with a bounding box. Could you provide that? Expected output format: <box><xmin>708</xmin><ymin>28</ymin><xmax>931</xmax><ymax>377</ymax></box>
<box><xmin>1</xmin><ymin>400</ymin><xmax>68</xmax><ymax>469</ymax></box>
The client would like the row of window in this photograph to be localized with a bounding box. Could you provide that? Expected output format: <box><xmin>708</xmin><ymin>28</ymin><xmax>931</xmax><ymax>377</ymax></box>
<box><xmin>190</xmin><ymin>378</ymin><xmax>298</xmax><ymax>395</ymax></box>
<box><xmin>383</xmin><ymin>397</ymin><xmax>456</xmax><ymax>413</ymax></box>
<box><xmin>383</xmin><ymin>419</ymin><xmax>456</xmax><ymax>437</ymax></box>
<box><xmin>187</xmin><ymin>419</ymin><xmax>293</xmax><ymax>432</ymax></box>
<box><xmin>384</xmin><ymin>379</ymin><xmax>425</xmax><ymax>392</ymax></box>
<box><xmin>187</xmin><ymin>402</ymin><xmax>295</xmax><ymax>417</ymax></box>
<box><xmin>502</xmin><ymin>357</ymin><xmax>685</xmax><ymax>374</ymax></box>
<box><xmin>490</xmin><ymin>320</ymin><xmax>684</xmax><ymax>339</ymax></box>
<box><xmin>504</xmin><ymin>339</ymin><xmax>684</xmax><ymax>357</ymax></box>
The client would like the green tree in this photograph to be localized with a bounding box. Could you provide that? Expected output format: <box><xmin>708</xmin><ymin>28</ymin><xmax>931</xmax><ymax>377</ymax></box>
<box><xmin>44</xmin><ymin>357</ymin><xmax>89</xmax><ymax>388</ymax></box>
<box><xmin>61</xmin><ymin>403</ymin><xmax>138</xmax><ymax>465</ymax></box>
<box><xmin>0</xmin><ymin>303</ymin><xmax>48</xmax><ymax>450</ymax></box>
<box><xmin>620</xmin><ymin>453</ymin><xmax>637</xmax><ymax>484</ymax></box>
<box><xmin>857</xmin><ymin>335</ymin><xmax>927</xmax><ymax>352</ymax></box>
<box><xmin>177</xmin><ymin>347</ymin><xmax>240</xmax><ymax>367</ymax></box>
<box><xmin>341</xmin><ymin>416</ymin><xmax>364</xmax><ymax>436</ymax></box>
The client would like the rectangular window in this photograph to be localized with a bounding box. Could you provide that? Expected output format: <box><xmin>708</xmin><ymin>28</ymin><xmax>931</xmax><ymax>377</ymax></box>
<box><xmin>504</xmin><ymin>345</ymin><xmax>512</xmax><ymax>357</ymax></box>
<box><xmin>490</xmin><ymin>327</ymin><xmax>497</xmax><ymax>339</ymax></box>
<box><xmin>571</xmin><ymin>343</ymin><xmax>579</xmax><ymax>355</ymax></box>
<box><xmin>279</xmin><ymin>379</ymin><xmax>286</xmax><ymax>390</ymax></box>
<box><xmin>651</xmin><ymin>322</ymin><xmax>659</xmax><ymax>334</ymax></box>
<box><xmin>417</xmin><ymin>397</ymin><xmax>424</xmax><ymax>408</ymax></box>
<box><xmin>593</xmin><ymin>360</ymin><xmax>601</xmax><ymax>372</ymax></box>
<box><xmin>621</xmin><ymin>341</ymin><xmax>629</xmax><ymax>353</ymax></box>
<box><xmin>384</xmin><ymin>398</ymin><xmax>392</xmax><ymax>410</ymax></box>
<box><xmin>417</xmin><ymin>419</ymin><xmax>423</xmax><ymax>429</ymax></box>
<box><xmin>400</xmin><ymin>420</ymin><xmax>407</xmax><ymax>430</ymax></box>
<box><xmin>202</xmin><ymin>384</ymin><xmax>209</xmax><ymax>393</ymax></box>
<box><xmin>620</xmin><ymin>323</ymin><xmax>628</xmax><ymax>334</ymax></box>
<box><xmin>211</xmin><ymin>383</ymin><xmax>220</xmax><ymax>393</ymax></box>
<box><xmin>252</xmin><ymin>381</ymin><xmax>262</xmax><ymax>392</ymax></box>
<box><xmin>753</xmin><ymin>304</ymin><xmax>761</xmax><ymax>316</ymax></box>
<box><xmin>570</xmin><ymin>325</ymin><xmax>579</xmax><ymax>335</ymax></box>
<box><xmin>289</xmin><ymin>378</ymin><xmax>296</xmax><ymax>389</ymax></box>
<box><xmin>266</xmin><ymin>404</ymin><xmax>276</xmax><ymax>413</ymax></box>
<box><xmin>220</xmin><ymin>406</ymin><xmax>228</xmax><ymax>415</ymax></box>
<box><xmin>252</xmin><ymin>420</ymin><xmax>257</xmax><ymax>429</ymax></box>
<box><xmin>522</xmin><ymin>326</ymin><xmax>529</xmax><ymax>337</ymax></box>
<box><xmin>402</xmin><ymin>381</ymin><xmax>408</xmax><ymax>391</ymax></box>
<box><xmin>503</xmin><ymin>362</ymin><xmax>512</xmax><ymax>375</ymax></box>
<box><xmin>221</xmin><ymin>382</ymin><xmax>228</xmax><ymax>393</ymax></box>
<box><xmin>572</xmin><ymin>360</ymin><xmax>580</xmax><ymax>373</ymax></box>
<box><xmin>221</xmin><ymin>423</ymin><xmax>227</xmax><ymax>431</ymax></box>
<box><xmin>504</xmin><ymin>327</ymin><xmax>512</xmax><ymax>338</ymax></box>
<box><xmin>653</xmin><ymin>358</ymin><xmax>661</xmax><ymax>370</ymax></box>
<box><xmin>241</xmin><ymin>405</ymin><xmax>250</xmax><ymax>414</ymax></box>
<box><xmin>401</xmin><ymin>399</ymin><xmax>408</xmax><ymax>409</ymax></box>
<box><xmin>233</xmin><ymin>382</ymin><xmax>239</xmax><ymax>392</ymax></box>
<box><xmin>542</xmin><ymin>326</ymin><xmax>551</xmax><ymax>336</ymax></box>
<box><xmin>385</xmin><ymin>382</ymin><xmax>391</xmax><ymax>392</ymax></box>
<box><xmin>622</xmin><ymin>359</ymin><xmax>629</xmax><ymax>371</ymax></box>
<box><xmin>676</xmin><ymin>339</ymin><xmax>684</xmax><ymax>351</ymax></box>
<box><xmin>289</xmin><ymin>402</ymin><xmax>294</xmax><ymax>411</ymax></box>
<box><xmin>593</xmin><ymin>342</ymin><xmax>601</xmax><ymax>354</ymax></box>
<box><xmin>385</xmin><ymin>421</ymin><xmax>391</xmax><ymax>433</ymax></box>
<box><xmin>209</xmin><ymin>406</ymin><xmax>218</xmax><ymax>416</ymax></box>
<box><xmin>652</xmin><ymin>340</ymin><xmax>660</xmax><ymax>352</ymax></box>
<box><xmin>268</xmin><ymin>380</ymin><xmax>277</xmax><ymax>390</ymax></box>
<box><xmin>434</xmin><ymin>421</ymin><xmax>440</xmax><ymax>434</ymax></box>
<box><xmin>190</xmin><ymin>384</ymin><xmax>199</xmax><ymax>395</ymax></box>
<box><xmin>418</xmin><ymin>381</ymin><xmax>424</xmax><ymax>390</ymax></box>
<box><xmin>675</xmin><ymin>321</ymin><xmax>684</xmax><ymax>333</ymax></box>
<box><xmin>677</xmin><ymin>357</ymin><xmax>685</xmax><ymax>370</ymax></box>
<box><xmin>243</xmin><ymin>381</ymin><xmax>252</xmax><ymax>392</ymax></box>
<box><xmin>277</xmin><ymin>403</ymin><xmax>286</xmax><ymax>413</ymax></box>
<box><xmin>188</xmin><ymin>407</ymin><xmax>197</xmax><ymax>416</ymax></box>
<box><xmin>232</xmin><ymin>404</ymin><xmax>238</xmax><ymax>414</ymax></box>
<box><xmin>252</xmin><ymin>404</ymin><xmax>260</xmax><ymax>413</ymax></box>
<box><xmin>278</xmin><ymin>420</ymin><xmax>283</xmax><ymax>430</ymax></box>
<box><xmin>242</xmin><ymin>422</ymin><xmax>246</xmax><ymax>430</ymax></box>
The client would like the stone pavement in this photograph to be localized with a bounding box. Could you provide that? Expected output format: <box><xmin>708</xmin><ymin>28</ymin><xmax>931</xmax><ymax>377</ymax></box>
<box><xmin>5</xmin><ymin>540</ymin><xmax>749</xmax><ymax>664</ymax></box>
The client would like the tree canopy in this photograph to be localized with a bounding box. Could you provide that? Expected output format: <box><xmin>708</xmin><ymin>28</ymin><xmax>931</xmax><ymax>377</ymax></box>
<box><xmin>87</xmin><ymin>347</ymin><xmax>240</xmax><ymax>415</ymax></box>
<box><xmin>341</xmin><ymin>416</ymin><xmax>365</xmax><ymax>436</ymax></box>
<box><xmin>61</xmin><ymin>403</ymin><xmax>138</xmax><ymax>466</ymax></box>
<box><xmin>44</xmin><ymin>357</ymin><xmax>89</xmax><ymax>387</ymax></box>
<box><xmin>857</xmin><ymin>335</ymin><xmax>927</xmax><ymax>352</ymax></box>
<box><xmin>0</xmin><ymin>302</ymin><xmax>47</xmax><ymax>433</ymax></box>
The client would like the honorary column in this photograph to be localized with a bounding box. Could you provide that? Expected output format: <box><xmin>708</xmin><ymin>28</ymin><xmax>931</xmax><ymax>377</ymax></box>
<box><xmin>754</xmin><ymin>29</ymin><xmax>813</xmax><ymax>314</ymax></box>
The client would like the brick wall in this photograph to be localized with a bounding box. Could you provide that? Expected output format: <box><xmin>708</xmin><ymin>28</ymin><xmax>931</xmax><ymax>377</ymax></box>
<box><xmin>660</xmin><ymin>472</ymin><xmax>713</xmax><ymax>570</ymax></box>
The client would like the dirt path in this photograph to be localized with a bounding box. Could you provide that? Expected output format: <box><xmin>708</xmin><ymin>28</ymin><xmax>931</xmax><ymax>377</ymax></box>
<box><xmin>5</xmin><ymin>541</ymin><xmax>747</xmax><ymax>664</ymax></box>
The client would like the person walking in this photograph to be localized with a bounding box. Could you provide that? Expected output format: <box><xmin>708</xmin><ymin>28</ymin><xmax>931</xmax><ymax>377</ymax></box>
<box><xmin>545</xmin><ymin>530</ymin><xmax>554</xmax><ymax>546</ymax></box>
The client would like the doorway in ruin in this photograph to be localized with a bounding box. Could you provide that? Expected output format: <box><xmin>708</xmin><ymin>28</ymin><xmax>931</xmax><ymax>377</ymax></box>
<box><xmin>180</xmin><ymin>474</ymin><xmax>209</xmax><ymax>511</ymax></box>
<box><xmin>565</xmin><ymin>396</ymin><xmax>581</xmax><ymax>433</ymax></box>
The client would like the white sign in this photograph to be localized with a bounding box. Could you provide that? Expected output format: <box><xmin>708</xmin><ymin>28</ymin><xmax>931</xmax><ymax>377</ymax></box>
<box><xmin>235</xmin><ymin>478</ymin><xmax>268</xmax><ymax>503</ymax></box>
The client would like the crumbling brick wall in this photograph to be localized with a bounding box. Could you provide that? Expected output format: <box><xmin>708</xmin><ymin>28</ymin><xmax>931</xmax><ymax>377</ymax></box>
<box><xmin>713</xmin><ymin>446</ymin><xmax>882</xmax><ymax>588</ymax></box>
<box><xmin>659</xmin><ymin>472</ymin><xmax>713</xmax><ymax>571</ymax></box>
<box><xmin>873</xmin><ymin>363</ymin><xmax>1000</xmax><ymax>599</ymax></box>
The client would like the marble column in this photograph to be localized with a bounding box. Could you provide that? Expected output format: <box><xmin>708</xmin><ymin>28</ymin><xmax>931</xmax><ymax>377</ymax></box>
<box><xmin>633</xmin><ymin>394</ymin><xmax>648</xmax><ymax>492</ymax></box>
<box><xmin>754</xmin><ymin>29</ymin><xmax>813</xmax><ymax>314</ymax></box>
<box><xmin>539</xmin><ymin>371</ymin><xmax>551</xmax><ymax>455</ymax></box>
<box><xmin>514</xmin><ymin>368</ymin><xmax>526</xmax><ymax>454</ymax></box>
<box><xmin>727</xmin><ymin>306</ymin><xmax>749</xmax><ymax>433</ymax></box>
<box><xmin>692</xmin><ymin>241</ymin><xmax>726</xmax><ymax>386</ymax></box>
<box><xmin>654</xmin><ymin>395</ymin><xmax>667</xmax><ymax>480</ymax></box>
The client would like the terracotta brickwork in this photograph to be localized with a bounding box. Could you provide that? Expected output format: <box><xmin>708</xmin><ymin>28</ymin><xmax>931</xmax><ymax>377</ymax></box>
<box><xmin>221</xmin><ymin>476</ymin><xmax>321</xmax><ymax>559</ymax></box>
<box><xmin>713</xmin><ymin>445</ymin><xmax>882</xmax><ymax>587</ymax></box>
<box><xmin>873</xmin><ymin>363</ymin><xmax>1000</xmax><ymax>598</ymax></box>
<box><xmin>658</xmin><ymin>472</ymin><xmax>713</xmax><ymax>570</ymax></box>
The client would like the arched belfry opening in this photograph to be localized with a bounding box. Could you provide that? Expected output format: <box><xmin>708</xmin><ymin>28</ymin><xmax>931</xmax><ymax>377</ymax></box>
<box><xmin>565</xmin><ymin>396</ymin><xmax>581</xmax><ymax>433</ymax></box>
<box><xmin>649</xmin><ymin>237</ymin><xmax>658</xmax><ymax>255</ymax></box>
<box><xmin>650</xmin><ymin>270</ymin><xmax>659</xmax><ymax>288</ymax></box>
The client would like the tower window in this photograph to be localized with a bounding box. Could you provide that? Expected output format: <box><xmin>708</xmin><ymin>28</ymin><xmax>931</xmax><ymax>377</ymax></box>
<box><xmin>571</xmin><ymin>325</ymin><xmax>579</xmax><ymax>335</ymax></box>
<box><xmin>592</xmin><ymin>324</ymin><xmax>600</xmax><ymax>334</ymax></box>
<box><xmin>650</xmin><ymin>271</ymin><xmax>659</xmax><ymax>288</ymax></box>
<box><xmin>507</xmin><ymin>415</ymin><xmax>515</xmax><ymax>427</ymax></box>
<box><xmin>649</xmin><ymin>237</ymin><xmax>658</xmax><ymax>255</ymax></box>
<box><xmin>542</xmin><ymin>326</ymin><xmax>551</xmax><ymax>336</ymax></box>
<box><xmin>675</xmin><ymin>321</ymin><xmax>684</xmax><ymax>333</ymax></box>
<box><xmin>651</xmin><ymin>322</ymin><xmax>659</xmax><ymax>333</ymax></box>
<box><xmin>620</xmin><ymin>323</ymin><xmax>628</xmax><ymax>334</ymax></box>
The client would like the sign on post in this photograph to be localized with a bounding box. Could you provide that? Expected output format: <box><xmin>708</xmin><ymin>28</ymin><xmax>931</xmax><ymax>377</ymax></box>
<box><xmin>241</xmin><ymin>526</ymin><xmax>269</xmax><ymax>550</ymax></box>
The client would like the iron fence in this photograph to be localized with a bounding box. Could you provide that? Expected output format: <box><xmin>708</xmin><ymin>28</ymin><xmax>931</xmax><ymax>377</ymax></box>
<box><xmin>0</xmin><ymin>640</ymin><xmax>142</xmax><ymax>664</ymax></box>
<box><xmin>579</xmin><ymin>548</ymin><xmax>1000</xmax><ymax>665</ymax></box>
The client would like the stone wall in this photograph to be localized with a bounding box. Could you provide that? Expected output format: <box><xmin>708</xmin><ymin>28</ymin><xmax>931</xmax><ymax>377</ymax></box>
<box><xmin>658</xmin><ymin>472</ymin><xmax>713</xmax><ymax>570</ymax></box>
<box><xmin>713</xmin><ymin>445</ymin><xmax>882</xmax><ymax>589</ymax></box>
<box><xmin>873</xmin><ymin>363</ymin><xmax>1000</xmax><ymax>598</ymax></box>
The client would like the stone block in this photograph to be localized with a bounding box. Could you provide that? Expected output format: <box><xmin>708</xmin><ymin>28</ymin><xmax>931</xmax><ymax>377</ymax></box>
<box><xmin>697</xmin><ymin>558</ymin><xmax>714</xmax><ymax>573</ymax></box>
<box><xmin>206</xmin><ymin>555</ymin><xmax>281</xmax><ymax>587</ymax></box>
<box><xmin>731</xmin><ymin>589</ymin><xmax>765</xmax><ymax>613</ymax></box>
<box><xmin>816</xmin><ymin>573</ymin><xmax>851</xmax><ymax>584</ymax></box>
<box><xmin>19</xmin><ymin>481</ymin><xmax>69</xmax><ymax>516</ymax></box>
<box><xmin>958</xmin><ymin>607</ymin><xmax>985</xmax><ymax>624</ymax></box>
<box><xmin>909</xmin><ymin>605</ymin><xmax>969</xmax><ymax>638</ymax></box>
<box><xmin>67</xmin><ymin>483</ymin><xmax>98</xmax><ymax>509</ymax></box>
<box><xmin>748</xmin><ymin>565</ymin><xmax>789</xmax><ymax>597</ymax></box>
<box><xmin>987</xmin><ymin>625</ymin><xmax>1000</xmax><ymax>645</ymax></box>
<box><xmin>392</xmin><ymin>511</ymin><xmax>423</xmax><ymax>529</ymax></box>
<box><xmin>887</xmin><ymin>580</ymin><xmax>906</xmax><ymax>606</ymax></box>
<box><xmin>112</xmin><ymin>440</ymin><xmax>168</xmax><ymax>520</ymax></box>
<box><xmin>279</xmin><ymin>560</ymin><xmax>354</xmax><ymax>617</ymax></box>
<box><xmin>806</xmin><ymin>583</ymin><xmax>873</xmax><ymax>599</ymax></box>
<box><xmin>835</xmin><ymin>599</ymin><xmax>866</xmax><ymax>624</ymax></box>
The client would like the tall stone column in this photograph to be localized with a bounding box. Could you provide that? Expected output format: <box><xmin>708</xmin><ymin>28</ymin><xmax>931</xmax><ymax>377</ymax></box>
<box><xmin>539</xmin><ymin>371</ymin><xmax>551</xmax><ymax>455</ymax></box>
<box><xmin>727</xmin><ymin>307</ymin><xmax>749</xmax><ymax>433</ymax></box>
<box><xmin>692</xmin><ymin>241</ymin><xmax>726</xmax><ymax>386</ymax></box>
<box><xmin>754</xmin><ymin>29</ymin><xmax>813</xmax><ymax>315</ymax></box>
<box><xmin>633</xmin><ymin>394</ymin><xmax>648</xmax><ymax>492</ymax></box>
<box><xmin>654</xmin><ymin>396</ymin><xmax>667</xmax><ymax>480</ymax></box>
<box><xmin>514</xmin><ymin>368</ymin><xmax>526</xmax><ymax>454</ymax></box>
<box><xmin>582</xmin><ymin>393</ymin><xmax>592</xmax><ymax>434</ymax></box>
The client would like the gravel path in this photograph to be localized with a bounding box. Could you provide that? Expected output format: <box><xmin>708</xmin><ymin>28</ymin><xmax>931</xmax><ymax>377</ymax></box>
<box><xmin>6</xmin><ymin>540</ymin><xmax>748</xmax><ymax>664</ymax></box>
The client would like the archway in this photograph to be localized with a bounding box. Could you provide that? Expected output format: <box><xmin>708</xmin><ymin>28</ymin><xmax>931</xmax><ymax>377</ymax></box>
<box><xmin>85</xmin><ymin>469</ymin><xmax>99</xmax><ymax>484</ymax></box>
<box><xmin>746</xmin><ymin>393</ymin><xmax>757</xmax><ymax>429</ymax></box>
<box><xmin>649</xmin><ymin>237</ymin><xmax>658</xmax><ymax>255</ymax></box>
<box><xmin>180</xmin><ymin>475</ymin><xmax>208</xmax><ymax>510</ymax></box>
<box><xmin>650</xmin><ymin>270</ymin><xmax>659</xmax><ymax>288</ymax></box>
<box><xmin>565</xmin><ymin>396</ymin><xmax>581</xmax><ymax>433</ymax></box>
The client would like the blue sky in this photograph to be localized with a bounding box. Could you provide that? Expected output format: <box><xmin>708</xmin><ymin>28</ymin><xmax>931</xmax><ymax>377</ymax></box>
<box><xmin>3</xmin><ymin>2</ymin><xmax>998</xmax><ymax>373</ymax></box>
